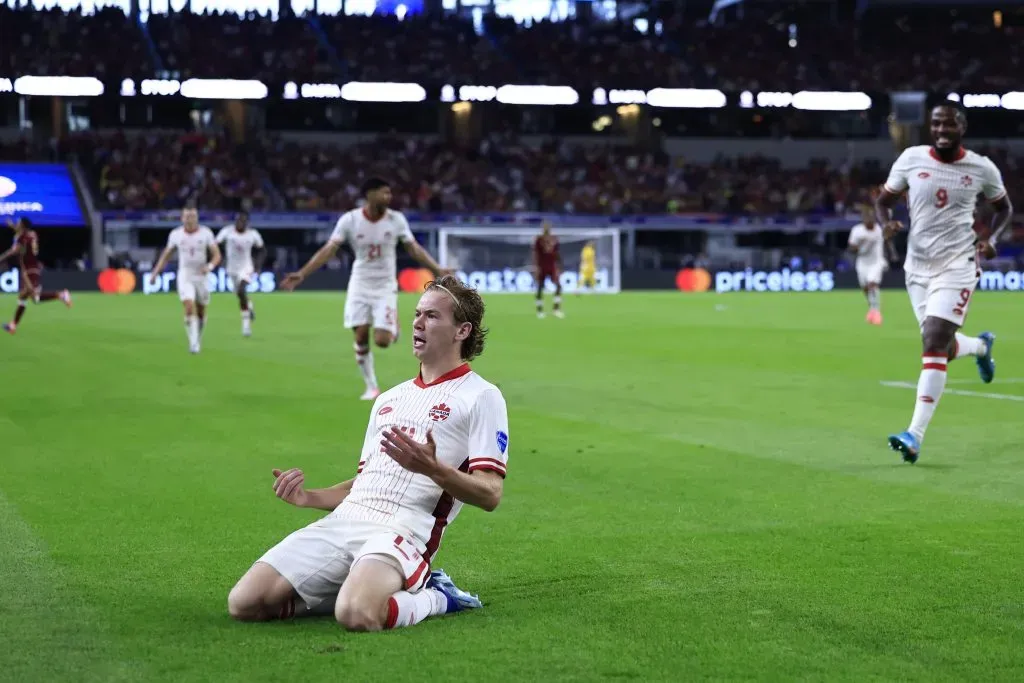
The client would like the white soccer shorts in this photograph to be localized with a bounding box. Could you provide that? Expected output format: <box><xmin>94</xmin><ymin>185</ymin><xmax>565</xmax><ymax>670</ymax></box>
<box><xmin>228</xmin><ymin>270</ymin><xmax>254</xmax><ymax>293</ymax></box>
<box><xmin>856</xmin><ymin>261</ymin><xmax>885</xmax><ymax>288</ymax></box>
<box><xmin>906</xmin><ymin>263</ymin><xmax>980</xmax><ymax>328</ymax></box>
<box><xmin>343</xmin><ymin>293</ymin><xmax>398</xmax><ymax>336</ymax></box>
<box><xmin>256</xmin><ymin>518</ymin><xmax>430</xmax><ymax>609</ymax></box>
<box><xmin>177</xmin><ymin>274</ymin><xmax>211</xmax><ymax>305</ymax></box>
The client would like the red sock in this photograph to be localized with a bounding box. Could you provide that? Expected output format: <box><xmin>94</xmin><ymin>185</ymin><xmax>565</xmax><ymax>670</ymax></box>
<box><xmin>13</xmin><ymin>303</ymin><xmax>26</xmax><ymax>324</ymax></box>
<box><xmin>38</xmin><ymin>292</ymin><xmax>59</xmax><ymax>303</ymax></box>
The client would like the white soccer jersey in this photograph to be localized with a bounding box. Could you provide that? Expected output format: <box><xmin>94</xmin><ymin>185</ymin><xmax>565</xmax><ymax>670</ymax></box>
<box><xmin>216</xmin><ymin>225</ymin><xmax>264</xmax><ymax>275</ymax></box>
<box><xmin>329</xmin><ymin>208</ymin><xmax>414</xmax><ymax>297</ymax></box>
<box><xmin>884</xmin><ymin>145</ymin><xmax>1007</xmax><ymax>277</ymax></box>
<box><xmin>330</xmin><ymin>364</ymin><xmax>509</xmax><ymax>561</ymax></box>
<box><xmin>847</xmin><ymin>223</ymin><xmax>884</xmax><ymax>266</ymax></box>
<box><xmin>167</xmin><ymin>225</ymin><xmax>217</xmax><ymax>278</ymax></box>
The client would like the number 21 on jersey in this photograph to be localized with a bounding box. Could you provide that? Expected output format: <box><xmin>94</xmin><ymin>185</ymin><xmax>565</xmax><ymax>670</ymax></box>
<box><xmin>367</xmin><ymin>244</ymin><xmax>382</xmax><ymax>260</ymax></box>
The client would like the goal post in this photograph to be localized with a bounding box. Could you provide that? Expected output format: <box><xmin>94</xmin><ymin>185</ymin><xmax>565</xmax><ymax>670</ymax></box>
<box><xmin>438</xmin><ymin>226</ymin><xmax>621</xmax><ymax>294</ymax></box>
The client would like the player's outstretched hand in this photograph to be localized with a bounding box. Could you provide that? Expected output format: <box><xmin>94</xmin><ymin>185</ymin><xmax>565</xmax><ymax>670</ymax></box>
<box><xmin>977</xmin><ymin>240</ymin><xmax>997</xmax><ymax>260</ymax></box>
<box><xmin>381</xmin><ymin>428</ymin><xmax>439</xmax><ymax>476</ymax></box>
<box><xmin>882</xmin><ymin>220</ymin><xmax>904</xmax><ymax>241</ymax></box>
<box><xmin>271</xmin><ymin>468</ymin><xmax>309</xmax><ymax>507</ymax></box>
<box><xmin>281</xmin><ymin>273</ymin><xmax>304</xmax><ymax>291</ymax></box>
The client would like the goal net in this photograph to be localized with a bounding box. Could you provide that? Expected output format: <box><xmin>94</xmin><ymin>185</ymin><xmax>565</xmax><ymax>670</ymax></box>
<box><xmin>438</xmin><ymin>227</ymin><xmax>621</xmax><ymax>294</ymax></box>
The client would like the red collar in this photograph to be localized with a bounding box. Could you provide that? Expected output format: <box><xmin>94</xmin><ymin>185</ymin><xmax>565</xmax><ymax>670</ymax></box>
<box><xmin>362</xmin><ymin>207</ymin><xmax>385</xmax><ymax>223</ymax></box>
<box><xmin>929</xmin><ymin>147</ymin><xmax>967</xmax><ymax>163</ymax></box>
<box><xmin>414</xmin><ymin>363</ymin><xmax>471</xmax><ymax>388</ymax></box>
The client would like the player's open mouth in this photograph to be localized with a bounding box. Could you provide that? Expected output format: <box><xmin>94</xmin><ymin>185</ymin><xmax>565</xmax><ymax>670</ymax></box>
<box><xmin>412</xmin><ymin>334</ymin><xmax>426</xmax><ymax>349</ymax></box>
<box><xmin>936</xmin><ymin>135</ymin><xmax>954</xmax><ymax>146</ymax></box>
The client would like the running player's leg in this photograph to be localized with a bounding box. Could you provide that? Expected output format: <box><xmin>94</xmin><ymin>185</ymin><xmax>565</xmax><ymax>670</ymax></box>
<box><xmin>345</xmin><ymin>296</ymin><xmax>379</xmax><ymax>398</ymax></box>
<box><xmin>178</xmin><ymin>279</ymin><xmax>200</xmax><ymax>353</ymax></box>
<box><xmin>195</xmin><ymin>279</ymin><xmax>211</xmax><ymax>348</ymax></box>
<box><xmin>371</xmin><ymin>295</ymin><xmax>397</xmax><ymax>349</ymax></box>
<box><xmin>891</xmin><ymin>274</ymin><xmax>976</xmax><ymax>460</ymax></box>
<box><xmin>535</xmin><ymin>273</ymin><xmax>545</xmax><ymax>318</ymax></box>
<box><xmin>233</xmin><ymin>274</ymin><xmax>253</xmax><ymax>336</ymax></box>
<box><xmin>552</xmin><ymin>270</ymin><xmax>564</xmax><ymax>318</ymax></box>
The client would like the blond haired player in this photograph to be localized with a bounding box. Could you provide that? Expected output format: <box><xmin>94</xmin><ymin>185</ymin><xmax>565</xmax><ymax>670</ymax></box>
<box><xmin>876</xmin><ymin>103</ymin><xmax>1013</xmax><ymax>463</ymax></box>
<box><xmin>846</xmin><ymin>205</ymin><xmax>896</xmax><ymax>325</ymax></box>
<box><xmin>578</xmin><ymin>240</ymin><xmax>596</xmax><ymax>295</ymax></box>
<box><xmin>149</xmin><ymin>207</ymin><xmax>221</xmax><ymax>355</ymax></box>
<box><xmin>282</xmin><ymin>178</ymin><xmax>448</xmax><ymax>400</ymax></box>
<box><xmin>228</xmin><ymin>274</ymin><xmax>508</xmax><ymax>631</ymax></box>
<box><xmin>216</xmin><ymin>211</ymin><xmax>265</xmax><ymax>337</ymax></box>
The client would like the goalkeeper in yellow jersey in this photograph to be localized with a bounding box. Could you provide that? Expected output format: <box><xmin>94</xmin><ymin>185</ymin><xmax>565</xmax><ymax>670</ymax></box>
<box><xmin>578</xmin><ymin>241</ymin><xmax>596</xmax><ymax>295</ymax></box>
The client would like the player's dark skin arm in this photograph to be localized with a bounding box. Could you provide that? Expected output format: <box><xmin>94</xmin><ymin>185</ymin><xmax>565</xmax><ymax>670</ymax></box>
<box><xmin>979</xmin><ymin>196</ymin><xmax>1014</xmax><ymax>259</ymax></box>
<box><xmin>402</xmin><ymin>239</ymin><xmax>445</xmax><ymax>275</ymax></box>
<box><xmin>0</xmin><ymin>243</ymin><xmax>20</xmax><ymax>264</ymax></box>
<box><xmin>253</xmin><ymin>246</ymin><xmax>267</xmax><ymax>272</ymax></box>
<box><xmin>874</xmin><ymin>189</ymin><xmax>904</xmax><ymax>241</ymax></box>
<box><xmin>282</xmin><ymin>241</ymin><xmax>341</xmax><ymax>289</ymax></box>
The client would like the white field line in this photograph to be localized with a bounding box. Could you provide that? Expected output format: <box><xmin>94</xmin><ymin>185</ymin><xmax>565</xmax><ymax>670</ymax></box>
<box><xmin>880</xmin><ymin>381</ymin><xmax>1024</xmax><ymax>402</ymax></box>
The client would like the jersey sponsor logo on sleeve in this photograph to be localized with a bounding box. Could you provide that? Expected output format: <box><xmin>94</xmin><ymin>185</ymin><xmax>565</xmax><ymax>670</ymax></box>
<box><xmin>429</xmin><ymin>403</ymin><xmax>451</xmax><ymax>422</ymax></box>
<box><xmin>496</xmin><ymin>430</ymin><xmax>509</xmax><ymax>454</ymax></box>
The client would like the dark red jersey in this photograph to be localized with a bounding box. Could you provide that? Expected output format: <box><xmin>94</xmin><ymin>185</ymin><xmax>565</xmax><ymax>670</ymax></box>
<box><xmin>14</xmin><ymin>230</ymin><xmax>40</xmax><ymax>272</ymax></box>
<box><xmin>534</xmin><ymin>235</ymin><xmax>560</xmax><ymax>272</ymax></box>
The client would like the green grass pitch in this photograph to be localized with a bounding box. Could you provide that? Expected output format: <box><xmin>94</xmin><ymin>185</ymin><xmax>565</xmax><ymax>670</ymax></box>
<box><xmin>2</xmin><ymin>290</ymin><xmax>1023</xmax><ymax>682</ymax></box>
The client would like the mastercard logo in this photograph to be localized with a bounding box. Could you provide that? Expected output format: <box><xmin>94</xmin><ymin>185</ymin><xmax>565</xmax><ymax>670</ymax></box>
<box><xmin>97</xmin><ymin>268</ymin><xmax>137</xmax><ymax>294</ymax></box>
<box><xmin>676</xmin><ymin>268</ymin><xmax>711</xmax><ymax>292</ymax></box>
<box><xmin>398</xmin><ymin>267</ymin><xmax>435</xmax><ymax>293</ymax></box>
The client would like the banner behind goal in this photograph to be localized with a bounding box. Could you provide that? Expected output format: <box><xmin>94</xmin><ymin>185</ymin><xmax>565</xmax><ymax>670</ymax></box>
<box><xmin>439</xmin><ymin>227</ymin><xmax>621</xmax><ymax>294</ymax></box>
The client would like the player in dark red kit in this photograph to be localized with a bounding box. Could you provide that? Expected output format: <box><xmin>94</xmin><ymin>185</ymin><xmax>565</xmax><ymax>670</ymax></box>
<box><xmin>533</xmin><ymin>221</ymin><xmax>563</xmax><ymax>319</ymax></box>
<box><xmin>0</xmin><ymin>218</ymin><xmax>72</xmax><ymax>334</ymax></box>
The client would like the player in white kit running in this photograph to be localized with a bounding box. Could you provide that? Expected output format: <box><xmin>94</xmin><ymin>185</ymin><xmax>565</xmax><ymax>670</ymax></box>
<box><xmin>216</xmin><ymin>211</ymin><xmax>266</xmax><ymax>337</ymax></box>
<box><xmin>228</xmin><ymin>274</ymin><xmax>507</xmax><ymax>631</ymax></box>
<box><xmin>282</xmin><ymin>178</ymin><xmax>449</xmax><ymax>400</ymax></box>
<box><xmin>149</xmin><ymin>207</ymin><xmax>222</xmax><ymax>354</ymax></box>
<box><xmin>875</xmin><ymin>104</ymin><xmax>1013</xmax><ymax>463</ymax></box>
<box><xmin>846</xmin><ymin>204</ymin><xmax>896</xmax><ymax>325</ymax></box>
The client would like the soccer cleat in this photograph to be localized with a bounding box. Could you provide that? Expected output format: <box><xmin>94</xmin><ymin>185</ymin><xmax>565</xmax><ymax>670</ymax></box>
<box><xmin>60</xmin><ymin>290</ymin><xmax>72</xmax><ymax>308</ymax></box>
<box><xmin>3</xmin><ymin>322</ymin><xmax>15</xmax><ymax>335</ymax></box>
<box><xmin>888</xmin><ymin>431</ymin><xmax>920</xmax><ymax>464</ymax></box>
<box><xmin>553</xmin><ymin>310</ymin><xmax>565</xmax><ymax>319</ymax></box>
<box><xmin>865</xmin><ymin>309</ymin><xmax>882</xmax><ymax>325</ymax></box>
<box><xmin>537</xmin><ymin>312</ymin><xmax>545</xmax><ymax>319</ymax></box>
<box><xmin>189</xmin><ymin>341</ymin><xmax>201</xmax><ymax>355</ymax></box>
<box><xmin>360</xmin><ymin>387</ymin><xmax>381</xmax><ymax>401</ymax></box>
<box><xmin>427</xmin><ymin>569</ymin><xmax>483</xmax><ymax>613</ymax></box>
<box><xmin>976</xmin><ymin>332</ymin><xmax>996</xmax><ymax>384</ymax></box>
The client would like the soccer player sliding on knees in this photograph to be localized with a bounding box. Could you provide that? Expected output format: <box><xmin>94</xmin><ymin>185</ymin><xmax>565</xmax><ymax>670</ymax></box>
<box><xmin>228</xmin><ymin>274</ymin><xmax>510</xmax><ymax>631</ymax></box>
<box><xmin>875</xmin><ymin>104</ymin><xmax>1013</xmax><ymax>463</ymax></box>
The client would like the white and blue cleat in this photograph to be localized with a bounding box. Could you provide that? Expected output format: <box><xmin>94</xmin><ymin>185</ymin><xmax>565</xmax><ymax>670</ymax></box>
<box><xmin>976</xmin><ymin>332</ymin><xmax>996</xmax><ymax>384</ymax></box>
<box><xmin>888</xmin><ymin>431</ymin><xmax>920</xmax><ymax>464</ymax></box>
<box><xmin>428</xmin><ymin>569</ymin><xmax>483</xmax><ymax>613</ymax></box>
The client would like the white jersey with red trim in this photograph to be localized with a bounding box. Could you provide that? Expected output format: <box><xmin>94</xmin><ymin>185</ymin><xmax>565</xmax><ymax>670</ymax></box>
<box><xmin>216</xmin><ymin>225</ymin><xmax>264</xmax><ymax>276</ymax></box>
<box><xmin>329</xmin><ymin>207</ymin><xmax>414</xmax><ymax>298</ymax></box>
<box><xmin>167</xmin><ymin>225</ymin><xmax>217</xmax><ymax>279</ymax></box>
<box><xmin>847</xmin><ymin>223</ymin><xmax>884</xmax><ymax>267</ymax></box>
<box><xmin>330</xmin><ymin>364</ymin><xmax>509</xmax><ymax>561</ymax></box>
<box><xmin>883</xmin><ymin>145</ymin><xmax>1007</xmax><ymax>278</ymax></box>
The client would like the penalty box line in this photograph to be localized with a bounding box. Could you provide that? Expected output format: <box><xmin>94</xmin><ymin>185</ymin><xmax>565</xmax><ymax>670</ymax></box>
<box><xmin>880</xmin><ymin>381</ymin><xmax>1024</xmax><ymax>402</ymax></box>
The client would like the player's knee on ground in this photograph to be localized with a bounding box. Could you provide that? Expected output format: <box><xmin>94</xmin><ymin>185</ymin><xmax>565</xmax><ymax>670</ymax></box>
<box><xmin>334</xmin><ymin>596</ymin><xmax>387</xmax><ymax>632</ymax></box>
<box><xmin>373</xmin><ymin>330</ymin><xmax>392</xmax><ymax>348</ymax></box>
<box><xmin>227</xmin><ymin>563</ymin><xmax>294</xmax><ymax>621</ymax></box>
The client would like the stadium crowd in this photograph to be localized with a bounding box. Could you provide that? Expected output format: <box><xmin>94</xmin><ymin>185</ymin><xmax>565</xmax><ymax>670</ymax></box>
<box><xmin>2</xmin><ymin>6</ymin><xmax>1022</xmax><ymax>91</ymax></box>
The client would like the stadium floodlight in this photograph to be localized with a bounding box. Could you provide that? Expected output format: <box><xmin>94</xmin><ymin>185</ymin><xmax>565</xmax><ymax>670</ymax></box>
<box><xmin>439</xmin><ymin>226</ymin><xmax>621</xmax><ymax>294</ymax></box>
